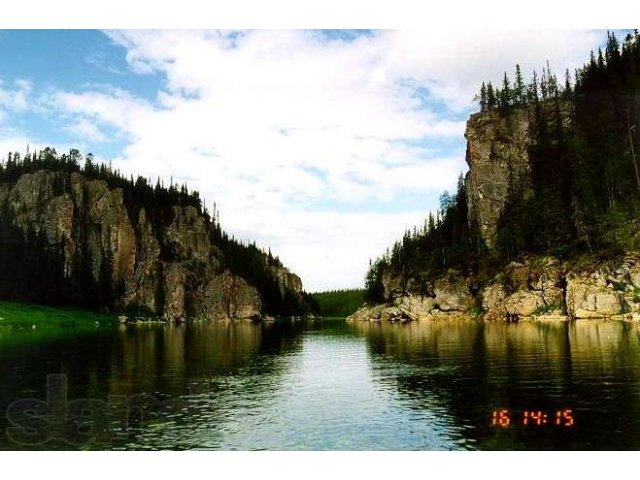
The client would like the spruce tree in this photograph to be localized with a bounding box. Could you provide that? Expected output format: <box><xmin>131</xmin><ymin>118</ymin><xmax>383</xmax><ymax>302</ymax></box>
<box><xmin>501</xmin><ymin>72</ymin><xmax>512</xmax><ymax>108</ymax></box>
<box><xmin>480</xmin><ymin>82</ymin><xmax>487</xmax><ymax>112</ymax></box>
<box><xmin>563</xmin><ymin>68</ymin><xmax>573</xmax><ymax>100</ymax></box>
<box><xmin>529</xmin><ymin>70</ymin><xmax>540</xmax><ymax>103</ymax></box>
<box><xmin>540</xmin><ymin>71</ymin><xmax>548</xmax><ymax>100</ymax></box>
<box><xmin>514</xmin><ymin>64</ymin><xmax>524</xmax><ymax>105</ymax></box>
<box><xmin>486</xmin><ymin>82</ymin><xmax>496</xmax><ymax>110</ymax></box>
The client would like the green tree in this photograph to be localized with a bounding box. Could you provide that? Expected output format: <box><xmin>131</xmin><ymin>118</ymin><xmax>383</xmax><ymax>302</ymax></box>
<box><xmin>486</xmin><ymin>82</ymin><xmax>496</xmax><ymax>110</ymax></box>
<box><xmin>514</xmin><ymin>64</ymin><xmax>525</xmax><ymax>105</ymax></box>
<box><xmin>501</xmin><ymin>72</ymin><xmax>512</xmax><ymax>107</ymax></box>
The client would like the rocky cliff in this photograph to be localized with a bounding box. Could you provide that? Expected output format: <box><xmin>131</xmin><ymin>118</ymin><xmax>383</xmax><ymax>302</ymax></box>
<box><xmin>349</xmin><ymin>105</ymin><xmax>640</xmax><ymax>323</ymax></box>
<box><xmin>464</xmin><ymin>108</ymin><xmax>533</xmax><ymax>249</ymax></box>
<box><xmin>0</xmin><ymin>169</ymin><xmax>304</xmax><ymax>322</ymax></box>
<box><xmin>349</xmin><ymin>253</ymin><xmax>640</xmax><ymax>323</ymax></box>
<box><xmin>465</xmin><ymin>103</ymin><xmax>572</xmax><ymax>248</ymax></box>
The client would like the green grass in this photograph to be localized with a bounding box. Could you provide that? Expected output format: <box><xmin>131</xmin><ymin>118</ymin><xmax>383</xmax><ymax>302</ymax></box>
<box><xmin>0</xmin><ymin>300</ymin><xmax>118</xmax><ymax>328</ymax></box>
<box><xmin>0</xmin><ymin>300</ymin><xmax>119</xmax><ymax>346</ymax></box>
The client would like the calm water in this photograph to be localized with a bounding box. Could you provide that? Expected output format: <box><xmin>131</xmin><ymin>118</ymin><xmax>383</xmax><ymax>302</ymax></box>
<box><xmin>1</xmin><ymin>318</ymin><xmax>640</xmax><ymax>450</ymax></box>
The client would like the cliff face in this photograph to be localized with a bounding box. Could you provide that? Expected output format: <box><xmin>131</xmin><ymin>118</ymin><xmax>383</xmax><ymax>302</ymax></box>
<box><xmin>350</xmin><ymin>252</ymin><xmax>640</xmax><ymax>324</ymax></box>
<box><xmin>464</xmin><ymin>108</ymin><xmax>533</xmax><ymax>248</ymax></box>
<box><xmin>479</xmin><ymin>254</ymin><xmax>640</xmax><ymax>321</ymax></box>
<box><xmin>349</xmin><ymin>104</ymin><xmax>640</xmax><ymax>323</ymax></box>
<box><xmin>464</xmin><ymin>103</ymin><xmax>572</xmax><ymax>248</ymax></box>
<box><xmin>0</xmin><ymin>170</ymin><xmax>302</xmax><ymax>321</ymax></box>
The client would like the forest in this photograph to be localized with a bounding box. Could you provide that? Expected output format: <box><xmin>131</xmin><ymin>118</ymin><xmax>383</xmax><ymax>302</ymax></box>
<box><xmin>365</xmin><ymin>30</ymin><xmax>640</xmax><ymax>303</ymax></box>
<box><xmin>311</xmin><ymin>289</ymin><xmax>365</xmax><ymax>317</ymax></box>
<box><xmin>0</xmin><ymin>149</ymin><xmax>315</xmax><ymax>316</ymax></box>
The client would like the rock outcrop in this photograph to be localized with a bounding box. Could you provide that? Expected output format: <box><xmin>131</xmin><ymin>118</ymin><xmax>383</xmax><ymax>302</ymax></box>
<box><xmin>348</xmin><ymin>104</ymin><xmax>640</xmax><ymax>324</ymax></box>
<box><xmin>464</xmin><ymin>108</ymin><xmax>533</xmax><ymax>248</ymax></box>
<box><xmin>348</xmin><ymin>253</ymin><xmax>640</xmax><ymax>323</ymax></box>
<box><xmin>0</xmin><ymin>169</ymin><xmax>299</xmax><ymax>322</ymax></box>
<box><xmin>481</xmin><ymin>257</ymin><xmax>565</xmax><ymax>321</ymax></box>
<box><xmin>464</xmin><ymin>103</ymin><xmax>572</xmax><ymax>249</ymax></box>
<box><xmin>268</xmin><ymin>262</ymin><xmax>303</xmax><ymax>301</ymax></box>
<box><xmin>348</xmin><ymin>269</ymin><xmax>476</xmax><ymax>323</ymax></box>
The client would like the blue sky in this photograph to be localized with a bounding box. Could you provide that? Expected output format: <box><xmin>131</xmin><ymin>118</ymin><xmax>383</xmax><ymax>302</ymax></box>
<box><xmin>0</xmin><ymin>29</ymin><xmax>615</xmax><ymax>290</ymax></box>
<box><xmin>0</xmin><ymin>30</ymin><xmax>162</xmax><ymax>157</ymax></box>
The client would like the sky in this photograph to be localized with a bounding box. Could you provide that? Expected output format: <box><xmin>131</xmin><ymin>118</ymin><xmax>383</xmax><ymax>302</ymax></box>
<box><xmin>0</xmin><ymin>29</ymin><xmax>617</xmax><ymax>291</ymax></box>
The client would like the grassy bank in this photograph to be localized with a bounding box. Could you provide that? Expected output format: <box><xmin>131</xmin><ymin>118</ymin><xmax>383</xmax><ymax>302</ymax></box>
<box><xmin>0</xmin><ymin>300</ymin><xmax>118</xmax><ymax>328</ymax></box>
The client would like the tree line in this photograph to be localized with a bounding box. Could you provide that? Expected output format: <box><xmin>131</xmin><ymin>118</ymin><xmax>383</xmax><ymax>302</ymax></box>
<box><xmin>365</xmin><ymin>175</ymin><xmax>484</xmax><ymax>302</ymax></box>
<box><xmin>310</xmin><ymin>289</ymin><xmax>365</xmax><ymax>317</ymax></box>
<box><xmin>365</xmin><ymin>30</ymin><xmax>640</xmax><ymax>304</ymax></box>
<box><xmin>0</xmin><ymin>148</ymin><xmax>315</xmax><ymax>316</ymax></box>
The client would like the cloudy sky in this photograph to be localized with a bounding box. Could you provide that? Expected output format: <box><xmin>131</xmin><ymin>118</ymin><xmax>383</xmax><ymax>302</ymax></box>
<box><xmin>0</xmin><ymin>29</ymin><xmax>615</xmax><ymax>291</ymax></box>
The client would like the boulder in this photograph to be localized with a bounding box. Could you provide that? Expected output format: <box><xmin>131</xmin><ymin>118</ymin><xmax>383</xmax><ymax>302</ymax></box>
<box><xmin>433</xmin><ymin>274</ymin><xmax>474</xmax><ymax>312</ymax></box>
<box><xmin>502</xmin><ymin>290</ymin><xmax>545</xmax><ymax>317</ymax></box>
<box><xmin>395</xmin><ymin>295</ymin><xmax>436</xmax><ymax>321</ymax></box>
<box><xmin>482</xmin><ymin>283</ymin><xmax>507</xmax><ymax>313</ymax></box>
<box><xmin>566</xmin><ymin>273</ymin><xmax>623</xmax><ymax>318</ymax></box>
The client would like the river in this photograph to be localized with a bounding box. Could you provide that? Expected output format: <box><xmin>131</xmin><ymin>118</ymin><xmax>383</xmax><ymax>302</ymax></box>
<box><xmin>1</xmin><ymin>318</ymin><xmax>639</xmax><ymax>450</ymax></box>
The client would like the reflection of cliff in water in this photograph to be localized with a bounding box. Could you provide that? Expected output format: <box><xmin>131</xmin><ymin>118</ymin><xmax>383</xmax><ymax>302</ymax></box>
<box><xmin>352</xmin><ymin>320</ymin><xmax>640</xmax><ymax>450</ymax></box>
<box><xmin>0</xmin><ymin>320</ymin><xmax>306</xmax><ymax>449</ymax></box>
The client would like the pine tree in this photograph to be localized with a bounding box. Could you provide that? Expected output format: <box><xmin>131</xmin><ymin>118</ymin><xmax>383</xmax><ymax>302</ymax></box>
<box><xmin>514</xmin><ymin>64</ymin><xmax>525</xmax><ymax>105</ymax></box>
<box><xmin>545</xmin><ymin>61</ymin><xmax>558</xmax><ymax>99</ymax></box>
<box><xmin>501</xmin><ymin>72</ymin><xmax>512</xmax><ymax>108</ymax></box>
<box><xmin>605</xmin><ymin>31</ymin><xmax>620</xmax><ymax>65</ymax></box>
<box><xmin>480</xmin><ymin>82</ymin><xmax>487</xmax><ymax>112</ymax></box>
<box><xmin>540</xmin><ymin>70</ymin><xmax>548</xmax><ymax>100</ymax></box>
<box><xmin>597</xmin><ymin>47</ymin><xmax>605</xmax><ymax>70</ymax></box>
<box><xmin>529</xmin><ymin>70</ymin><xmax>540</xmax><ymax>103</ymax></box>
<box><xmin>563</xmin><ymin>68</ymin><xmax>573</xmax><ymax>100</ymax></box>
<box><xmin>486</xmin><ymin>82</ymin><xmax>496</xmax><ymax>110</ymax></box>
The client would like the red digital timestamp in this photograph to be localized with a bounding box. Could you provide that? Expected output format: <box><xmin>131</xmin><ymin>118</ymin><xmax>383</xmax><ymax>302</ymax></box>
<box><xmin>491</xmin><ymin>409</ymin><xmax>575</xmax><ymax>427</ymax></box>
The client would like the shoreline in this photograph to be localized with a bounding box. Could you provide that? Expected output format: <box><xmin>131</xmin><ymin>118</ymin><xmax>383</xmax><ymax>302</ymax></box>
<box><xmin>0</xmin><ymin>299</ymin><xmax>317</xmax><ymax>327</ymax></box>
<box><xmin>346</xmin><ymin>304</ymin><xmax>640</xmax><ymax>324</ymax></box>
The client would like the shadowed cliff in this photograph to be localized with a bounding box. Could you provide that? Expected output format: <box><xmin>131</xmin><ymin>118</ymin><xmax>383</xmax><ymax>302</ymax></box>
<box><xmin>0</xmin><ymin>152</ymin><xmax>313</xmax><ymax>321</ymax></box>
<box><xmin>355</xmin><ymin>31</ymin><xmax>640</xmax><ymax>323</ymax></box>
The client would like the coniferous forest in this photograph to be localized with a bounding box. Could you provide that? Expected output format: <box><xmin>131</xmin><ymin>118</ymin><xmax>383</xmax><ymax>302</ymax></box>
<box><xmin>310</xmin><ymin>289</ymin><xmax>365</xmax><ymax>317</ymax></box>
<box><xmin>365</xmin><ymin>30</ymin><xmax>640</xmax><ymax>303</ymax></box>
<box><xmin>0</xmin><ymin>148</ymin><xmax>316</xmax><ymax>316</ymax></box>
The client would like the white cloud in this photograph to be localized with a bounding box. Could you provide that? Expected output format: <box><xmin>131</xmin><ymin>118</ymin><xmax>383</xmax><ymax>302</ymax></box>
<box><xmin>0</xmin><ymin>135</ymin><xmax>31</xmax><ymax>158</ymax></box>
<box><xmin>0</xmin><ymin>79</ymin><xmax>32</xmax><ymax>113</ymax></box>
<box><xmin>44</xmin><ymin>87</ymin><xmax>154</xmax><ymax>135</ymax></box>
<box><xmin>64</xmin><ymin>119</ymin><xmax>108</xmax><ymax>143</ymax></box>
<box><xmin>376</xmin><ymin>29</ymin><xmax>604</xmax><ymax>111</ymax></box>
<box><xmin>38</xmin><ymin>29</ymin><xmax>609</xmax><ymax>290</ymax></box>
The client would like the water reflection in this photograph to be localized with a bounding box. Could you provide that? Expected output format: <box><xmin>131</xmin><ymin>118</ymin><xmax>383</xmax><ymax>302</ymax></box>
<box><xmin>352</xmin><ymin>320</ymin><xmax>640</xmax><ymax>449</ymax></box>
<box><xmin>0</xmin><ymin>321</ymin><xmax>305</xmax><ymax>450</ymax></box>
<box><xmin>2</xmin><ymin>318</ymin><xmax>640</xmax><ymax>450</ymax></box>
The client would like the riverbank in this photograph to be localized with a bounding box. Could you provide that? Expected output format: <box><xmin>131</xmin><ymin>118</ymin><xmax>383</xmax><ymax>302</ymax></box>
<box><xmin>348</xmin><ymin>253</ymin><xmax>640</xmax><ymax>324</ymax></box>
<box><xmin>0</xmin><ymin>300</ymin><xmax>118</xmax><ymax>328</ymax></box>
<box><xmin>0</xmin><ymin>299</ymin><xmax>321</xmax><ymax>328</ymax></box>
